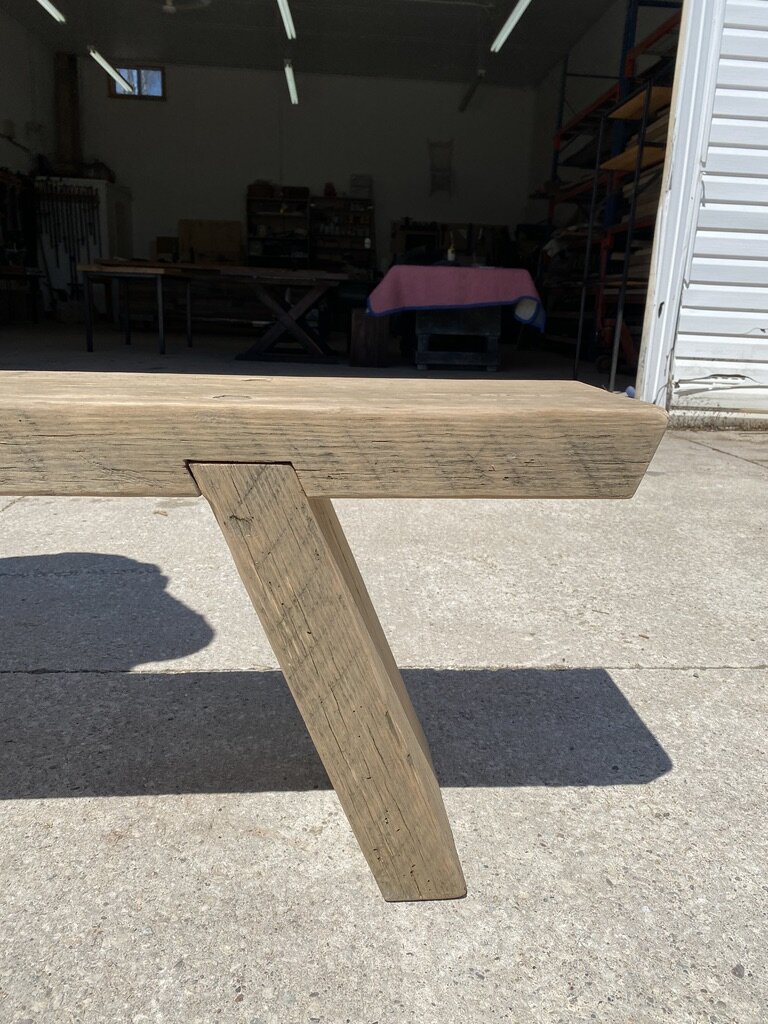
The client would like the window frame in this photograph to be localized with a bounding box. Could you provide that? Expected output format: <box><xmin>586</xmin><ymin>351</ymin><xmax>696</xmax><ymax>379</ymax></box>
<box><xmin>108</xmin><ymin>65</ymin><xmax>167</xmax><ymax>101</ymax></box>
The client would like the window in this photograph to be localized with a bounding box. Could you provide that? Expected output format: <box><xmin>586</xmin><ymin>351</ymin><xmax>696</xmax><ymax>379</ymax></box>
<box><xmin>109</xmin><ymin>67</ymin><xmax>165</xmax><ymax>99</ymax></box>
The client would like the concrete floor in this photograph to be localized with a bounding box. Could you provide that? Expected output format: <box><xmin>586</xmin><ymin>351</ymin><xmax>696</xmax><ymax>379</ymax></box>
<box><xmin>0</xmin><ymin>331</ymin><xmax>766</xmax><ymax>1023</ymax></box>
<box><xmin>0</xmin><ymin>321</ymin><xmax>635</xmax><ymax>390</ymax></box>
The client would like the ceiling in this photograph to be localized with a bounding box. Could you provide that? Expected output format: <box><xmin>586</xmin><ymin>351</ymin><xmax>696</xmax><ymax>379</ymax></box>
<box><xmin>6</xmin><ymin>0</ymin><xmax>619</xmax><ymax>87</ymax></box>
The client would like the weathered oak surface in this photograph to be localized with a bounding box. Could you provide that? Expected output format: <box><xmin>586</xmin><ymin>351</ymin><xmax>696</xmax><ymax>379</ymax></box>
<box><xmin>0</xmin><ymin>370</ymin><xmax>667</xmax><ymax>899</ymax></box>
<box><xmin>0</xmin><ymin>372</ymin><xmax>667</xmax><ymax>498</ymax></box>
<box><xmin>192</xmin><ymin>462</ymin><xmax>466</xmax><ymax>901</ymax></box>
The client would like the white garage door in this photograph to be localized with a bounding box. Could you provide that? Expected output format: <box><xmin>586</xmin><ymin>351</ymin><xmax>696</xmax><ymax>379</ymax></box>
<box><xmin>638</xmin><ymin>0</ymin><xmax>768</xmax><ymax>416</ymax></box>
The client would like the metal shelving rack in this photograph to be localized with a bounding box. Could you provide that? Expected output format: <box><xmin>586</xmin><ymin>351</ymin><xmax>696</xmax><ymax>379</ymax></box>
<box><xmin>309</xmin><ymin>195</ymin><xmax>376</xmax><ymax>277</ymax></box>
<box><xmin>536</xmin><ymin>0</ymin><xmax>682</xmax><ymax>386</ymax></box>
<box><xmin>573</xmin><ymin>60</ymin><xmax>677</xmax><ymax>387</ymax></box>
<box><xmin>246</xmin><ymin>194</ymin><xmax>311</xmax><ymax>267</ymax></box>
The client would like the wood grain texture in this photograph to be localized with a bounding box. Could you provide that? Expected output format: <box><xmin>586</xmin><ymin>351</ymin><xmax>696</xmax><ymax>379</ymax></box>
<box><xmin>307</xmin><ymin>495</ymin><xmax>435</xmax><ymax>773</ymax></box>
<box><xmin>0</xmin><ymin>372</ymin><xmax>667</xmax><ymax>499</ymax></box>
<box><xmin>192</xmin><ymin>461</ymin><xmax>465</xmax><ymax>901</ymax></box>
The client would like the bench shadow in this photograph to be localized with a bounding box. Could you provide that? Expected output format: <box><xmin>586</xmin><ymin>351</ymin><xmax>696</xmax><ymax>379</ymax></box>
<box><xmin>0</xmin><ymin>553</ymin><xmax>672</xmax><ymax>798</ymax></box>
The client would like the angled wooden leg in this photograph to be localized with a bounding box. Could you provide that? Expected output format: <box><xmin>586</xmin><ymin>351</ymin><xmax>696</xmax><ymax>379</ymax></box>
<box><xmin>305</xmin><ymin>496</ymin><xmax>436</xmax><ymax>775</ymax></box>
<box><xmin>190</xmin><ymin>462</ymin><xmax>466</xmax><ymax>901</ymax></box>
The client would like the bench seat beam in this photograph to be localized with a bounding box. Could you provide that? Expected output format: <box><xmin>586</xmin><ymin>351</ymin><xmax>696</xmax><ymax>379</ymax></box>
<box><xmin>0</xmin><ymin>372</ymin><xmax>668</xmax><ymax>500</ymax></box>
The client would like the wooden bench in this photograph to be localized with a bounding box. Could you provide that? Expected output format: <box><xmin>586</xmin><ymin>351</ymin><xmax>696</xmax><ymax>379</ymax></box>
<box><xmin>0</xmin><ymin>372</ymin><xmax>666</xmax><ymax>902</ymax></box>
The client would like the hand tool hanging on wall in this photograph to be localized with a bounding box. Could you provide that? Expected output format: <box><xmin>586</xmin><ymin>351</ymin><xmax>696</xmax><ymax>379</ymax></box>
<box><xmin>34</xmin><ymin>181</ymin><xmax>101</xmax><ymax>300</ymax></box>
<box><xmin>0</xmin><ymin>172</ymin><xmax>28</xmax><ymax>266</ymax></box>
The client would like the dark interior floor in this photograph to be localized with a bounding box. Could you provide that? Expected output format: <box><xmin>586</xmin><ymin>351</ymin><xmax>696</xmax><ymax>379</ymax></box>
<box><xmin>0</xmin><ymin>321</ymin><xmax>635</xmax><ymax>391</ymax></box>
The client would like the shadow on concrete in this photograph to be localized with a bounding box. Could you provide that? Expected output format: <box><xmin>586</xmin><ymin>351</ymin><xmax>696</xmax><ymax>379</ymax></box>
<box><xmin>0</xmin><ymin>668</ymin><xmax>672</xmax><ymax>798</ymax></box>
<box><xmin>0</xmin><ymin>552</ymin><xmax>214</xmax><ymax>672</ymax></box>
<box><xmin>0</xmin><ymin>553</ymin><xmax>671</xmax><ymax>798</ymax></box>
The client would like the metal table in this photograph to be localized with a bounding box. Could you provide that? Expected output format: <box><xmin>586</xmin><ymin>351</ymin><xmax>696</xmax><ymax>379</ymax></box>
<box><xmin>415</xmin><ymin>307</ymin><xmax>502</xmax><ymax>372</ymax></box>
<box><xmin>80</xmin><ymin>263</ymin><xmax>196</xmax><ymax>354</ymax></box>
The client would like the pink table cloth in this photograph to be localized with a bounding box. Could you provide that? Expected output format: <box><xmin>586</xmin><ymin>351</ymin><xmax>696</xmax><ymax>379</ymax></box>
<box><xmin>367</xmin><ymin>265</ymin><xmax>545</xmax><ymax>330</ymax></box>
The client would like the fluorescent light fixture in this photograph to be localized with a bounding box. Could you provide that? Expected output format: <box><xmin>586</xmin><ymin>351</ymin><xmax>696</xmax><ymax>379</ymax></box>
<box><xmin>284</xmin><ymin>59</ymin><xmax>298</xmax><ymax>105</ymax></box>
<box><xmin>88</xmin><ymin>48</ymin><xmax>135</xmax><ymax>94</ymax></box>
<box><xmin>34</xmin><ymin>0</ymin><xmax>66</xmax><ymax>23</ymax></box>
<box><xmin>276</xmin><ymin>0</ymin><xmax>296</xmax><ymax>40</ymax></box>
<box><xmin>490</xmin><ymin>0</ymin><xmax>535</xmax><ymax>53</ymax></box>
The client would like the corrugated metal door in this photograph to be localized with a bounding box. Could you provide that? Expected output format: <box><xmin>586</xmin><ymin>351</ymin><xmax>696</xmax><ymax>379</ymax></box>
<box><xmin>673</xmin><ymin>0</ymin><xmax>768</xmax><ymax>411</ymax></box>
<box><xmin>638</xmin><ymin>0</ymin><xmax>768</xmax><ymax>414</ymax></box>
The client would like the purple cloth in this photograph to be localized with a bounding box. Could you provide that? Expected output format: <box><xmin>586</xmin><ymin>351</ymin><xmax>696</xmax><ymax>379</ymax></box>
<box><xmin>367</xmin><ymin>265</ymin><xmax>544</xmax><ymax>330</ymax></box>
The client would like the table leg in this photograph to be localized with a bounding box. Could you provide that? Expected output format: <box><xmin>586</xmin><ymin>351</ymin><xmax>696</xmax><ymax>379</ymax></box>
<box><xmin>416</xmin><ymin>333</ymin><xmax>429</xmax><ymax>371</ymax></box>
<box><xmin>29</xmin><ymin>276</ymin><xmax>40</xmax><ymax>323</ymax></box>
<box><xmin>236</xmin><ymin>284</ymin><xmax>336</xmax><ymax>360</ymax></box>
<box><xmin>156</xmin><ymin>275</ymin><xmax>165</xmax><ymax>355</ymax></box>
<box><xmin>486</xmin><ymin>333</ymin><xmax>499</xmax><ymax>372</ymax></box>
<box><xmin>191</xmin><ymin>461</ymin><xmax>466</xmax><ymax>902</ymax></box>
<box><xmin>254</xmin><ymin>285</ymin><xmax>326</xmax><ymax>350</ymax></box>
<box><xmin>84</xmin><ymin>274</ymin><xmax>94</xmax><ymax>353</ymax></box>
<box><xmin>186</xmin><ymin>279</ymin><xmax>193</xmax><ymax>348</ymax></box>
<box><xmin>122</xmin><ymin>279</ymin><xmax>131</xmax><ymax>346</ymax></box>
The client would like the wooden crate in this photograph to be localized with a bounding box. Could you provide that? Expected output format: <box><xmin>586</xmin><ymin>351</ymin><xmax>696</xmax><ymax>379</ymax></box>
<box><xmin>350</xmin><ymin>310</ymin><xmax>390</xmax><ymax>367</ymax></box>
<box><xmin>178</xmin><ymin>219</ymin><xmax>242</xmax><ymax>264</ymax></box>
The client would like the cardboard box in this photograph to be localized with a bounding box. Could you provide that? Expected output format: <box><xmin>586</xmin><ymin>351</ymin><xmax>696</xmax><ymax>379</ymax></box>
<box><xmin>152</xmin><ymin>236</ymin><xmax>179</xmax><ymax>261</ymax></box>
<box><xmin>178</xmin><ymin>219</ymin><xmax>242</xmax><ymax>264</ymax></box>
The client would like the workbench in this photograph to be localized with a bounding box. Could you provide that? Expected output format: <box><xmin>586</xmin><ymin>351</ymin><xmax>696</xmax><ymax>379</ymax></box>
<box><xmin>368</xmin><ymin>265</ymin><xmax>545</xmax><ymax>371</ymax></box>
<box><xmin>79</xmin><ymin>261</ymin><xmax>349</xmax><ymax>359</ymax></box>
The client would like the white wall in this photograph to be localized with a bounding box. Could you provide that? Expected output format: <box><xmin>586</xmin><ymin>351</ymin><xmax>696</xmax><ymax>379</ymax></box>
<box><xmin>639</xmin><ymin>0</ymin><xmax>768</xmax><ymax>414</ymax></box>
<box><xmin>78</xmin><ymin>60</ymin><xmax>535</xmax><ymax>262</ymax></box>
<box><xmin>0</xmin><ymin>8</ymin><xmax>54</xmax><ymax>174</ymax></box>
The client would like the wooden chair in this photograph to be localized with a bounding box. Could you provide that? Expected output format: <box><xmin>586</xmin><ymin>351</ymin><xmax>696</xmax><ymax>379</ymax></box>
<box><xmin>0</xmin><ymin>372</ymin><xmax>666</xmax><ymax>901</ymax></box>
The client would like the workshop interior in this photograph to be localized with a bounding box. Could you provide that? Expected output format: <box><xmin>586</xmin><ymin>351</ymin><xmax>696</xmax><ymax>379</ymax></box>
<box><xmin>0</xmin><ymin>0</ymin><xmax>681</xmax><ymax>382</ymax></box>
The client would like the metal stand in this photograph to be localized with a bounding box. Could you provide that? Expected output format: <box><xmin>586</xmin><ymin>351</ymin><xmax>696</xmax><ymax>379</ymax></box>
<box><xmin>573</xmin><ymin>114</ymin><xmax>607</xmax><ymax>379</ymax></box>
<box><xmin>186</xmin><ymin>279</ymin><xmax>193</xmax><ymax>348</ymax></box>
<box><xmin>84</xmin><ymin>274</ymin><xmax>94</xmax><ymax>353</ymax></box>
<box><xmin>608</xmin><ymin>80</ymin><xmax>653</xmax><ymax>392</ymax></box>
<box><xmin>122</xmin><ymin>279</ymin><xmax>131</xmax><ymax>346</ymax></box>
